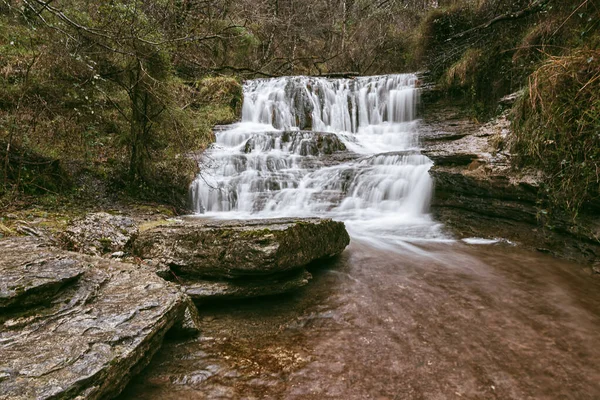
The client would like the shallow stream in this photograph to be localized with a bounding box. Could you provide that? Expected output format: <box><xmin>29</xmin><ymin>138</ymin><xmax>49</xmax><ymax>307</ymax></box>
<box><xmin>120</xmin><ymin>241</ymin><xmax>600</xmax><ymax>399</ymax></box>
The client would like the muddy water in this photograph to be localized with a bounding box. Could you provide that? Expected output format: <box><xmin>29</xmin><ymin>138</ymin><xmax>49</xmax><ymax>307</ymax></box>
<box><xmin>120</xmin><ymin>241</ymin><xmax>600</xmax><ymax>399</ymax></box>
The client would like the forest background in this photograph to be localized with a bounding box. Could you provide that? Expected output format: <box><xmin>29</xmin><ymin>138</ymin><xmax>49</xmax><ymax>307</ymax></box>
<box><xmin>0</xmin><ymin>0</ymin><xmax>597</xmax><ymax>220</ymax></box>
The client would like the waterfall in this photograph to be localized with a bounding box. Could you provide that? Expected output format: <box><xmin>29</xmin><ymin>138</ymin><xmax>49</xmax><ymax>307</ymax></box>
<box><xmin>190</xmin><ymin>74</ymin><xmax>444</xmax><ymax>242</ymax></box>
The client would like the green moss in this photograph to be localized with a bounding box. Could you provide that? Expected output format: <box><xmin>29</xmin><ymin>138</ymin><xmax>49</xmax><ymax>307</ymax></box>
<box><xmin>237</xmin><ymin>228</ymin><xmax>273</xmax><ymax>238</ymax></box>
<box><xmin>195</xmin><ymin>76</ymin><xmax>242</xmax><ymax>113</ymax></box>
<box><xmin>139</xmin><ymin>219</ymin><xmax>177</xmax><ymax>232</ymax></box>
<box><xmin>99</xmin><ymin>237</ymin><xmax>113</xmax><ymax>250</ymax></box>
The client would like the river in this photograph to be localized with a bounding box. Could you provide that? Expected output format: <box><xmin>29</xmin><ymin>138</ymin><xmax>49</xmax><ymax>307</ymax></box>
<box><xmin>120</xmin><ymin>240</ymin><xmax>600</xmax><ymax>399</ymax></box>
<box><xmin>119</xmin><ymin>74</ymin><xmax>600</xmax><ymax>399</ymax></box>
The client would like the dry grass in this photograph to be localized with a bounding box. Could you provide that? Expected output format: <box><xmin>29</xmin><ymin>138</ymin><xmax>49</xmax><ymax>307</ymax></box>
<box><xmin>513</xmin><ymin>48</ymin><xmax>600</xmax><ymax>218</ymax></box>
<box><xmin>443</xmin><ymin>48</ymin><xmax>483</xmax><ymax>88</ymax></box>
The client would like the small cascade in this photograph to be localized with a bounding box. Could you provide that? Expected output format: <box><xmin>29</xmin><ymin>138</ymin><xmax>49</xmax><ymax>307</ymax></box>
<box><xmin>241</xmin><ymin>75</ymin><xmax>418</xmax><ymax>134</ymax></box>
<box><xmin>190</xmin><ymin>74</ymin><xmax>444</xmax><ymax>242</ymax></box>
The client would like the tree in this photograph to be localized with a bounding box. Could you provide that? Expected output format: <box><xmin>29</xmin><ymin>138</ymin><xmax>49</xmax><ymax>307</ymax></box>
<box><xmin>20</xmin><ymin>0</ymin><xmax>235</xmax><ymax>184</ymax></box>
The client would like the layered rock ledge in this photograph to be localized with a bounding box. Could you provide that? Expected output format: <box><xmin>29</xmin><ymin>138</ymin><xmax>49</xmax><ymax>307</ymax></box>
<box><xmin>133</xmin><ymin>218</ymin><xmax>350</xmax><ymax>300</ymax></box>
<box><xmin>0</xmin><ymin>238</ymin><xmax>194</xmax><ymax>400</ymax></box>
<box><xmin>243</xmin><ymin>131</ymin><xmax>347</xmax><ymax>156</ymax></box>
<box><xmin>420</xmin><ymin>97</ymin><xmax>600</xmax><ymax>265</ymax></box>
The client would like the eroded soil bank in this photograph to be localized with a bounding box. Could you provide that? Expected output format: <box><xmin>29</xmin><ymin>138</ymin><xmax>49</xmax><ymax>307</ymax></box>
<box><xmin>119</xmin><ymin>240</ymin><xmax>600</xmax><ymax>399</ymax></box>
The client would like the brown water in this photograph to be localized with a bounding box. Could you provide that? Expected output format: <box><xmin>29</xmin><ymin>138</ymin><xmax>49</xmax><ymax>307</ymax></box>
<box><xmin>119</xmin><ymin>241</ymin><xmax>600</xmax><ymax>399</ymax></box>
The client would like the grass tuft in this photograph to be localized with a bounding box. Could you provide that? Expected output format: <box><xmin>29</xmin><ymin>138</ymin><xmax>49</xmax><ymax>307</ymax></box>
<box><xmin>512</xmin><ymin>48</ymin><xmax>600</xmax><ymax>219</ymax></box>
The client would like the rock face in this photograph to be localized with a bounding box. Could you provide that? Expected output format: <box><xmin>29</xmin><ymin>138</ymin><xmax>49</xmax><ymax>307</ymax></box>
<box><xmin>133</xmin><ymin>218</ymin><xmax>350</xmax><ymax>300</ymax></box>
<box><xmin>0</xmin><ymin>237</ymin><xmax>193</xmax><ymax>400</ymax></box>
<box><xmin>421</xmin><ymin>97</ymin><xmax>600</xmax><ymax>264</ymax></box>
<box><xmin>417</xmin><ymin>101</ymin><xmax>541</xmax><ymax>233</ymax></box>
<box><xmin>57</xmin><ymin>212</ymin><xmax>139</xmax><ymax>256</ymax></box>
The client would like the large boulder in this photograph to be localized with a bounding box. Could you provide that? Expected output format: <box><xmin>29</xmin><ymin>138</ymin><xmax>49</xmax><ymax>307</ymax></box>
<box><xmin>132</xmin><ymin>218</ymin><xmax>349</xmax><ymax>301</ymax></box>
<box><xmin>133</xmin><ymin>218</ymin><xmax>350</xmax><ymax>279</ymax></box>
<box><xmin>57</xmin><ymin>212</ymin><xmax>138</xmax><ymax>256</ymax></box>
<box><xmin>0</xmin><ymin>237</ymin><xmax>194</xmax><ymax>400</ymax></box>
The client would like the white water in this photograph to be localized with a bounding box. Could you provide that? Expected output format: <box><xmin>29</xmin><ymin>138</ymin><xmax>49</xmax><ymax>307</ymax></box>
<box><xmin>190</xmin><ymin>74</ymin><xmax>446</xmax><ymax>244</ymax></box>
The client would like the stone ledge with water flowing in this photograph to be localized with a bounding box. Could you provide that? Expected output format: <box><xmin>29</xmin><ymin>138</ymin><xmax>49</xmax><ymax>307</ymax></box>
<box><xmin>189</xmin><ymin>74</ymin><xmax>442</xmax><ymax>244</ymax></box>
<box><xmin>243</xmin><ymin>131</ymin><xmax>347</xmax><ymax>156</ymax></box>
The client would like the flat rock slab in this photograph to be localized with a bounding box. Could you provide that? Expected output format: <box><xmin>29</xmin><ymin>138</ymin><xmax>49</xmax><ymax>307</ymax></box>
<box><xmin>133</xmin><ymin>218</ymin><xmax>350</xmax><ymax>279</ymax></box>
<box><xmin>0</xmin><ymin>238</ymin><xmax>188</xmax><ymax>400</ymax></box>
<box><xmin>185</xmin><ymin>269</ymin><xmax>312</xmax><ymax>301</ymax></box>
<box><xmin>0</xmin><ymin>241</ymin><xmax>83</xmax><ymax>309</ymax></box>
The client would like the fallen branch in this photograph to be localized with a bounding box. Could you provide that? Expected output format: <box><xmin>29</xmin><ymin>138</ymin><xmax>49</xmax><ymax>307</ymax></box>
<box><xmin>318</xmin><ymin>72</ymin><xmax>360</xmax><ymax>78</ymax></box>
<box><xmin>446</xmin><ymin>0</ymin><xmax>550</xmax><ymax>42</ymax></box>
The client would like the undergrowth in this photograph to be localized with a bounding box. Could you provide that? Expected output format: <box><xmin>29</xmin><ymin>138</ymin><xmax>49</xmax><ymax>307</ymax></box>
<box><xmin>513</xmin><ymin>47</ymin><xmax>600</xmax><ymax>220</ymax></box>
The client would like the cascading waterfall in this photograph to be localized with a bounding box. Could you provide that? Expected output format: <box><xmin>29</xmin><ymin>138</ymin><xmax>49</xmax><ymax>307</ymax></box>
<box><xmin>190</xmin><ymin>74</ymin><xmax>445</xmax><ymax>244</ymax></box>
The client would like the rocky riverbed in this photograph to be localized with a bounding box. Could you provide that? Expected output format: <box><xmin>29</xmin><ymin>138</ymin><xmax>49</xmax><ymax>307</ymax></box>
<box><xmin>0</xmin><ymin>216</ymin><xmax>350</xmax><ymax>399</ymax></box>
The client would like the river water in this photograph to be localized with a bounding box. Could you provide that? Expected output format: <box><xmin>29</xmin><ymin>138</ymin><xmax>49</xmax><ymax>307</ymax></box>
<box><xmin>120</xmin><ymin>75</ymin><xmax>600</xmax><ymax>399</ymax></box>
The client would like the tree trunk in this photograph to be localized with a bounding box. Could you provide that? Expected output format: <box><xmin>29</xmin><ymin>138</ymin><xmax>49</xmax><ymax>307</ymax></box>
<box><xmin>129</xmin><ymin>62</ymin><xmax>144</xmax><ymax>183</ymax></box>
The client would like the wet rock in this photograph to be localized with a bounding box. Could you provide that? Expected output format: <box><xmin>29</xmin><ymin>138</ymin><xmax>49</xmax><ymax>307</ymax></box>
<box><xmin>57</xmin><ymin>212</ymin><xmax>139</xmax><ymax>256</ymax></box>
<box><xmin>243</xmin><ymin>131</ymin><xmax>346</xmax><ymax>156</ymax></box>
<box><xmin>430</xmin><ymin>169</ymin><xmax>539</xmax><ymax>220</ymax></box>
<box><xmin>422</xmin><ymin>100</ymin><xmax>600</xmax><ymax>264</ymax></box>
<box><xmin>423</xmin><ymin>152</ymin><xmax>478</xmax><ymax>167</ymax></box>
<box><xmin>133</xmin><ymin>217</ymin><xmax>350</xmax><ymax>279</ymax></box>
<box><xmin>185</xmin><ymin>269</ymin><xmax>312</xmax><ymax>301</ymax></box>
<box><xmin>423</xmin><ymin>105</ymin><xmax>544</xmax><ymax>239</ymax></box>
<box><xmin>0</xmin><ymin>243</ymin><xmax>83</xmax><ymax>309</ymax></box>
<box><xmin>169</xmin><ymin>297</ymin><xmax>202</xmax><ymax>338</ymax></box>
<box><xmin>0</xmin><ymin>237</ymin><xmax>190</xmax><ymax>400</ymax></box>
<box><xmin>291</xmin><ymin>87</ymin><xmax>315</xmax><ymax>130</ymax></box>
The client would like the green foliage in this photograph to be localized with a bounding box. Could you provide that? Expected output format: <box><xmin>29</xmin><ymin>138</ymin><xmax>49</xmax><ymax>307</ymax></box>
<box><xmin>0</xmin><ymin>1</ymin><xmax>242</xmax><ymax>209</ymax></box>
<box><xmin>414</xmin><ymin>0</ymin><xmax>600</xmax><ymax>120</ymax></box>
<box><xmin>413</xmin><ymin>0</ymin><xmax>600</xmax><ymax>218</ymax></box>
<box><xmin>194</xmin><ymin>76</ymin><xmax>243</xmax><ymax>117</ymax></box>
<box><xmin>512</xmin><ymin>48</ymin><xmax>600</xmax><ymax>219</ymax></box>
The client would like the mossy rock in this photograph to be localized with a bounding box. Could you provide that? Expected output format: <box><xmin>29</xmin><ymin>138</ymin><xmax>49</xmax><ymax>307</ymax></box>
<box><xmin>133</xmin><ymin>217</ymin><xmax>350</xmax><ymax>279</ymax></box>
